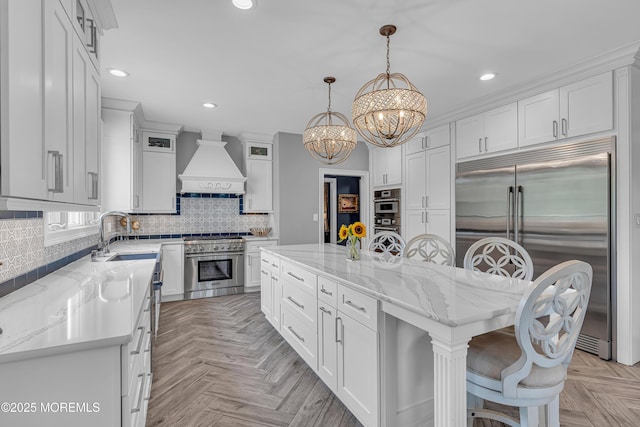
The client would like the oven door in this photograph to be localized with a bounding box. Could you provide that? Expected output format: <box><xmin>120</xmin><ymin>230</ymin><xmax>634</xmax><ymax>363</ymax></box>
<box><xmin>374</xmin><ymin>199</ymin><xmax>399</xmax><ymax>214</ymax></box>
<box><xmin>184</xmin><ymin>252</ymin><xmax>245</xmax><ymax>299</ymax></box>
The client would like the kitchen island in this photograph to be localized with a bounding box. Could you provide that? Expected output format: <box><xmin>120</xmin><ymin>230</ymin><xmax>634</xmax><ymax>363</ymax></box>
<box><xmin>0</xmin><ymin>240</ymin><xmax>177</xmax><ymax>427</ymax></box>
<box><xmin>261</xmin><ymin>243</ymin><xmax>531</xmax><ymax>427</ymax></box>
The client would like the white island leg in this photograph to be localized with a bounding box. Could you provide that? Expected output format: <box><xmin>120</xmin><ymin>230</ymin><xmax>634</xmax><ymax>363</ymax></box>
<box><xmin>430</xmin><ymin>334</ymin><xmax>471</xmax><ymax>427</ymax></box>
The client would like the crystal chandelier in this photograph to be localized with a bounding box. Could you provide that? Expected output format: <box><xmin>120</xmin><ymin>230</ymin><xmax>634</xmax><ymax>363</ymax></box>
<box><xmin>352</xmin><ymin>25</ymin><xmax>427</xmax><ymax>148</ymax></box>
<box><xmin>303</xmin><ymin>77</ymin><xmax>358</xmax><ymax>164</ymax></box>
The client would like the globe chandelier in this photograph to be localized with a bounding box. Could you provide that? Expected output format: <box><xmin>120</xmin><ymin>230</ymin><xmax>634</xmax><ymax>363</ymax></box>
<box><xmin>352</xmin><ymin>25</ymin><xmax>427</xmax><ymax>148</ymax></box>
<box><xmin>303</xmin><ymin>76</ymin><xmax>358</xmax><ymax>164</ymax></box>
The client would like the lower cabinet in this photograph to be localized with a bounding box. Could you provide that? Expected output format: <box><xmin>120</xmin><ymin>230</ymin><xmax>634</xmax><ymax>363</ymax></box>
<box><xmin>261</xmin><ymin>251</ymin><xmax>379</xmax><ymax>427</ymax></box>
<box><xmin>246</xmin><ymin>239</ymin><xmax>278</xmax><ymax>290</ymax></box>
<box><xmin>260</xmin><ymin>251</ymin><xmax>281</xmax><ymax>330</ymax></box>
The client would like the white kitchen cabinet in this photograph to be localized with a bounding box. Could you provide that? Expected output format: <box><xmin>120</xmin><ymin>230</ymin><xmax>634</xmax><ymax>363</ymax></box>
<box><xmin>0</xmin><ymin>0</ymin><xmax>47</xmax><ymax>200</ymax></box>
<box><xmin>44</xmin><ymin>0</ymin><xmax>74</xmax><ymax>202</ymax></box>
<box><xmin>405</xmin><ymin>209</ymin><xmax>451</xmax><ymax>244</ymax></box>
<box><xmin>160</xmin><ymin>243</ymin><xmax>184</xmax><ymax>299</ymax></box>
<box><xmin>260</xmin><ymin>251</ymin><xmax>281</xmax><ymax>330</ymax></box>
<box><xmin>406</xmin><ymin>124</ymin><xmax>450</xmax><ymax>155</ymax></box>
<box><xmin>102</xmin><ymin>103</ymin><xmax>143</xmax><ymax>212</ymax></box>
<box><xmin>260</xmin><ymin>268</ymin><xmax>273</xmax><ymax>319</ymax></box>
<box><xmin>246</xmin><ymin>239</ymin><xmax>278</xmax><ymax>290</ymax></box>
<box><xmin>519</xmin><ymin>72</ymin><xmax>613</xmax><ymax>147</ymax></box>
<box><xmin>371</xmin><ymin>145</ymin><xmax>402</xmax><ymax>188</ymax></box>
<box><xmin>72</xmin><ymin>31</ymin><xmax>101</xmax><ymax>205</ymax></box>
<box><xmin>242</xmin><ymin>139</ymin><xmax>273</xmax><ymax>213</ymax></box>
<box><xmin>142</xmin><ymin>150</ymin><xmax>176</xmax><ymax>213</ymax></box>
<box><xmin>456</xmin><ymin>102</ymin><xmax>518</xmax><ymax>160</ymax></box>
<box><xmin>317</xmin><ymin>301</ymin><xmax>338</xmax><ymax>391</ymax></box>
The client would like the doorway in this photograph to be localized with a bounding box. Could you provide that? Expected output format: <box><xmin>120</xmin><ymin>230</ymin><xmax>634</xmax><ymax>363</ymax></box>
<box><xmin>318</xmin><ymin>169</ymin><xmax>369</xmax><ymax>246</ymax></box>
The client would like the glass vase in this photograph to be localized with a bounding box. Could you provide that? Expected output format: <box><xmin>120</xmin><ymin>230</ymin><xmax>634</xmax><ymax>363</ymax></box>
<box><xmin>347</xmin><ymin>236</ymin><xmax>360</xmax><ymax>261</ymax></box>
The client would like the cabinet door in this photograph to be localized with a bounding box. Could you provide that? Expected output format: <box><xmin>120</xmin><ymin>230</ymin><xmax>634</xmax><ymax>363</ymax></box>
<box><xmin>371</xmin><ymin>148</ymin><xmax>387</xmax><ymax>187</ymax></box>
<box><xmin>317</xmin><ymin>304</ymin><xmax>338</xmax><ymax>391</ymax></box>
<box><xmin>385</xmin><ymin>145</ymin><xmax>402</xmax><ymax>186</ymax></box>
<box><xmin>404</xmin><ymin>210</ymin><xmax>427</xmax><ymax>242</ymax></box>
<box><xmin>405</xmin><ymin>151</ymin><xmax>426</xmax><ymax>210</ymax></box>
<box><xmin>271</xmin><ymin>275</ymin><xmax>281</xmax><ymax>330</ymax></box>
<box><xmin>518</xmin><ymin>89</ymin><xmax>560</xmax><ymax>147</ymax></box>
<box><xmin>161</xmin><ymin>244</ymin><xmax>184</xmax><ymax>296</ymax></box>
<box><xmin>425</xmin><ymin>146</ymin><xmax>450</xmax><ymax>210</ymax></box>
<box><xmin>426</xmin><ymin>209</ymin><xmax>451</xmax><ymax>243</ymax></box>
<box><xmin>132</xmin><ymin>119</ymin><xmax>143</xmax><ymax>210</ymax></box>
<box><xmin>405</xmin><ymin>133</ymin><xmax>427</xmax><ymax>155</ymax></box>
<box><xmin>44</xmin><ymin>0</ymin><xmax>74</xmax><ymax>202</ymax></box>
<box><xmin>483</xmin><ymin>102</ymin><xmax>518</xmax><ymax>154</ymax></box>
<box><xmin>245</xmin><ymin>159</ymin><xmax>272</xmax><ymax>212</ymax></box>
<box><xmin>0</xmin><ymin>0</ymin><xmax>47</xmax><ymax>199</ymax></box>
<box><xmin>455</xmin><ymin>113</ymin><xmax>484</xmax><ymax>160</ymax></box>
<box><xmin>561</xmin><ymin>71</ymin><xmax>613</xmax><ymax>138</ymax></box>
<box><xmin>246</xmin><ymin>251</ymin><xmax>262</xmax><ymax>288</ymax></box>
<box><xmin>85</xmin><ymin>61</ymin><xmax>100</xmax><ymax>204</ymax></box>
<box><xmin>260</xmin><ymin>269</ymin><xmax>272</xmax><ymax>318</ymax></box>
<box><xmin>337</xmin><ymin>313</ymin><xmax>378</xmax><ymax>427</ymax></box>
<box><xmin>424</xmin><ymin>124</ymin><xmax>450</xmax><ymax>149</ymax></box>
<box><xmin>142</xmin><ymin>151</ymin><xmax>176</xmax><ymax>213</ymax></box>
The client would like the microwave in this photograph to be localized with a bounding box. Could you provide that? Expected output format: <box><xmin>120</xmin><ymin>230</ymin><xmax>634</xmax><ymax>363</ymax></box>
<box><xmin>375</xmin><ymin>199</ymin><xmax>399</xmax><ymax>214</ymax></box>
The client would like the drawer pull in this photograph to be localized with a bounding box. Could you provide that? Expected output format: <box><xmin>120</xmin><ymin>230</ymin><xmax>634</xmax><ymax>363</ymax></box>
<box><xmin>319</xmin><ymin>306</ymin><xmax>332</xmax><ymax>315</ymax></box>
<box><xmin>131</xmin><ymin>374</ymin><xmax>145</xmax><ymax>414</ymax></box>
<box><xmin>320</xmin><ymin>287</ymin><xmax>333</xmax><ymax>296</ymax></box>
<box><xmin>287</xmin><ymin>272</ymin><xmax>305</xmax><ymax>282</ymax></box>
<box><xmin>144</xmin><ymin>296</ymin><xmax>151</xmax><ymax>313</ymax></box>
<box><xmin>261</xmin><ymin>270</ymin><xmax>269</xmax><ymax>275</ymax></box>
<box><xmin>288</xmin><ymin>326</ymin><xmax>305</xmax><ymax>343</ymax></box>
<box><xmin>345</xmin><ymin>300</ymin><xmax>366</xmax><ymax>313</ymax></box>
<box><xmin>144</xmin><ymin>331</ymin><xmax>152</xmax><ymax>353</ymax></box>
<box><xmin>144</xmin><ymin>373</ymin><xmax>153</xmax><ymax>401</ymax></box>
<box><xmin>262</xmin><ymin>258</ymin><xmax>269</xmax><ymax>263</ymax></box>
<box><xmin>336</xmin><ymin>317</ymin><xmax>343</xmax><ymax>343</ymax></box>
<box><xmin>287</xmin><ymin>296</ymin><xmax>304</xmax><ymax>310</ymax></box>
<box><xmin>271</xmin><ymin>263</ymin><xmax>278</xmax><ymax>268</ymax></box>
<box><xmin>272</xmin><ymin>277</ymin><xmax>279</xmax><ymax>282</ymax></box>
<box><xmin>130</xmin><ymin>326</ymin><xmax>145</xmax><ymax>355</ymax></box>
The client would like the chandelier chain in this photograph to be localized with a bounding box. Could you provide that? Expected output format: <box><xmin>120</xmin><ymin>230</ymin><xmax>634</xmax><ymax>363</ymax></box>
<box><xmin>327</xmin><ymin>80</ymin><xmax>332</xmax><ymax>113</ymax></box>
<box><xmin>386</xmin><ymin>34</ymin><xmax>391</xmax><ymax>89</ymax></box>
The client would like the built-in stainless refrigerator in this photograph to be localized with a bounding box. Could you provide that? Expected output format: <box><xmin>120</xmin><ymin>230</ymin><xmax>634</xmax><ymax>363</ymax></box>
<box><xmin>456</xmin><ymin>137</ymin><xmax>615</xmax><ymax>360</ymax></box>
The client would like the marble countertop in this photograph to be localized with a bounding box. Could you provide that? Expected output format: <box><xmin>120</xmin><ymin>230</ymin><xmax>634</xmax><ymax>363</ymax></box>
<box><xmin>263</xmin><ymin>244</ymin><xmax>532</xmax><ymax>327</ymax></box>
<box><xmin>0</xmin><ymin>239</ymin><xmax>178</xmax><ymax>363</ymax></box>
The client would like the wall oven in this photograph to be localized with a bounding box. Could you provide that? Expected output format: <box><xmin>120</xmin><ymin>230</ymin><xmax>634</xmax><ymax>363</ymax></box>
<box><xmin>374</xmin><ymin>188</ymin><xmax>401</xmax><ymax>235</ymax></box>
<box><xmin>183</xmin><ymin>236</ymin><xmax>245</xmax><ymax>299</ymax></box>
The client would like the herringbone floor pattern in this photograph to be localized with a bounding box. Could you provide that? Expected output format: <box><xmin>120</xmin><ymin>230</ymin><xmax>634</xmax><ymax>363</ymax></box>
<box><xmin>147</xmin><ymin>293</ymin><xmax>640</xmax><ymax>427</ymax></box>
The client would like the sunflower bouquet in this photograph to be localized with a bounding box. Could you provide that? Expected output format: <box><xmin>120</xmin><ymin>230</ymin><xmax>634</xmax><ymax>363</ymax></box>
<box><xmin>339</xmin><ymin>221</ymin><xmax>367</xmax><ymax>260</ymax></box>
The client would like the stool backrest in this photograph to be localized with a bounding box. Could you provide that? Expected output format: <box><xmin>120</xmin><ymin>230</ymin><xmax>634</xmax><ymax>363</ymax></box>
<box><xmin>405</xmin><ymin>233</ymin><xmax>455</xmax><ymax>266</ymax></box>
<box><xmin>368</xmin><ymin>231</ymin><xmax>406</xmax><ymax>257</ymax></box>
<box><xmin>463</xmin><ymin>236</ymin><xmax>534</xmax><ymax>281</ymax></box>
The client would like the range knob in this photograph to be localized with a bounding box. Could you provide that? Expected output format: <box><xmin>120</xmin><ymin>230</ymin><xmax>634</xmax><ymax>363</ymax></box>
<box><xmin>214</xmin><ymin>246</ymin><xmax>219</xmax><ymax>251</ymax></box>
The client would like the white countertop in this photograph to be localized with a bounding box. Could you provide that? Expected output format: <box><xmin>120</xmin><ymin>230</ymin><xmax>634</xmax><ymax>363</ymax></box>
<box><xmin>263</xmin><ymin>244</ymin><xmax>531</xmax><ymax>327</ymax></box>
<box><xmin>0</xmin><ymin>239</ymin><xmax>179</xmax><ymax>363</ymax></box>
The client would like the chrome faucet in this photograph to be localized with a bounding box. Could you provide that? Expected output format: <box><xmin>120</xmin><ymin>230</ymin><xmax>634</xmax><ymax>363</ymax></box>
<box><xmin>95</xmin><ymin>211</ymin><xmax>132</xmax><ymax>258</ymax></box>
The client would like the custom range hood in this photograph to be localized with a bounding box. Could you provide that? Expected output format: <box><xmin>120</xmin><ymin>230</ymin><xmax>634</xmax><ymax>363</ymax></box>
<box><xmin>179</xmin><ymin>131</ymin><xmax>246</xmax><ymax>194</ymax></box>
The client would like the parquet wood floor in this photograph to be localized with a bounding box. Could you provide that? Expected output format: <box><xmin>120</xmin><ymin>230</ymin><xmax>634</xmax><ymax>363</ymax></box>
<box><xmin>146</xmin><ymin>293</ymin><xmax>640</xmax><ymax>427</ymax></box>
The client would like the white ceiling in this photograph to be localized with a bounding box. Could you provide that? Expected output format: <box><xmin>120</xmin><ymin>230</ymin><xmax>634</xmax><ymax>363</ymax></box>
<box><xmin>100</xmin><ymin>0</ymin><xmax>640</xmax><ymax>138</ymax></box>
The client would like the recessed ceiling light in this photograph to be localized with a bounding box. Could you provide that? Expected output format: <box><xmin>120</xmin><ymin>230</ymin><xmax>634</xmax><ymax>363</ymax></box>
<box><xmin>480</xmin><ymin>73</ymin><xmax>496</xmax><ymax>81</ymax></box>
<box><xmin>107</xmin><ymin>68</ymin><xmax>129</xmax><ymax>77</ymax></box>
<box><xmin>203</xmin><ymin>103</ymin><xmax>217</xmax><ymax>108</ymax></box>
<box><xmin>232</xmin><ymin>0</ymin><xmax>255</xmax><ymax>10</ymax></box>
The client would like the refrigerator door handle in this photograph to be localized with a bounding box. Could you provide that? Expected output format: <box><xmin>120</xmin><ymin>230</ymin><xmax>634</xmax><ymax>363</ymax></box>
<box><xmin>515</xmin><ymin>185</ymin><xmax>523</xmax><ymax>243</ymax></box>
<box><xmin>507</xmin><ymin>186</ymin><xmax>514</xmax><ymax>239</ymax></box>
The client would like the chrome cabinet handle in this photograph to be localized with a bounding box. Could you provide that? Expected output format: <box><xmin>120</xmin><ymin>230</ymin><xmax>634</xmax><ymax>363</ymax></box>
<box><xmin>484</xmin><ymin>137</ymin><xmax>488</xmax><ymax>152</ymax></box>
<box><xmin>553</xmin><ymin>120</ymin><xmax>558</xmax><ymax>138</ymax></box>
<box><xmin>319</xmin><ymin>306</ymin><xmax>332</xmax><ymax>315</ymax></box>
<box><xmin>345</xmin><ymin>300</ymin><xmax>366</xmax><ymax>313</ymax></box>
<box><xmin>271</xmin><ymin>263</ymin><xmax>278</xmax><ymax>268</ymax></box>
<box><xmin>478</xmin><ymin>138</ymin><xmax>482</xmax><ymax>153</ymax></box>
<box><xmin>88</xmin><ymin>172</ymin><xmax>98</xmax><ymax>199</ymax></box>
<box><xmin>287</xmin><ymin>272</ymin><xmax>304</xmax><ymax>282</ymax></box>
<box><xmin>48</xmin><ymin>151</ymin><xmax>63</xmax><ymax>193</ymax></box>
<box><xmin>287</xmin><ymin>296</ymin><xmax>304</xmax><ymax>310</ymax></box>
<box><xmin>425</xmin><ymin>136</ymin><xmax>430</xmax><ymax>148</ymax></box>
<box><xmin>425</xmin><ymin>196</ymin><xmax>429</xmax><ymax>208</ymax></box>
<box><xmin>261</xmin><ymin>270</ymin><xmax>268</xmax><ymax>275</ymax></box>
<box><xmin>320</xmin><ymin>287</ymin><xmax>333</xmax><ymax>296</ymax></box>
<box><xmin>144</xmin><ymin>373</ymin><xmax>153</xmax><ymax>401</ymax></box>
<box><xmin>130</xmin><ymin>326</ymin><xmax>145</xmax><ymax>355</ymax></box>
<box><xmin>561</xmin><ymin>118</ymin><xmax>567</xmax><ymax>136</ymax></box>
<box><xmin>272</xmin><ymin>277</ymin><xmax>278</xmax><ymax>282</ymax></box>
<box><xmin>421</xmin><ymin>196</ymin><xmax>425</xmax><ymax>208</ymax></box>
<box><xmin>421</xmin><ymin>211</ymin><xmax>425</xmax><ymax>223</ymax></box>
<box><xmin>131</xmin><ymin>374</ymin><xmax>145</xmax><ymax>414</ymax></box>
<box><xmin>288</xmin><ymin>326</ymin><xmax>305</xmax><ymax>343</ymax></box>
<box><xmin>336</xmin><ymin>317</ymin><xmax>343</xmax><ymax>343</ymax></box>
<box><xmin>261</xmin><ymin>258</ymin><xmax>269</xmax><ymax>263</ymax></box>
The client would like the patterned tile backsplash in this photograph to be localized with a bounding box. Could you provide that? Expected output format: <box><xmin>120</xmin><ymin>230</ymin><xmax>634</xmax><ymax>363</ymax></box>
<box><xmin>0</xmin><ymin>196</ymin><xmax>271</xmax><ymax>288</ymax></box>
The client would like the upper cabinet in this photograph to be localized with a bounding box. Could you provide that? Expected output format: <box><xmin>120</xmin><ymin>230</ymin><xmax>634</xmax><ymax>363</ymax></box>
<box><xmin>406</xmin><ymin>124</ymin><xmax>450</xmax><ymax>155</ymax></box>
<box><xmin>0</xmin><ymin>0</ymin><xmax>113</xmax><ymax>207</ymax></box>
<box><xmin>371</xmin><ymin>145</ymin><xmax>402</xmax><ymax>188</ymax></box>
<box><xmin>456</xmin><ymin>103</ymin><xmax>518</xmax><ymax>160</ymax></box>
<box><xmin>141</xmin><ymin>131</ymin><xmax>177</xmax><ymax>213</ymax></box>
<box><xmin>518</xmin><ymin>72</ymin><xmax>613</xmax><ymax>147</ymax></box>
<box><xmin>241</xmin><ymin>136</ymin><xmax>273</xmax><ymax>213</ymax></box>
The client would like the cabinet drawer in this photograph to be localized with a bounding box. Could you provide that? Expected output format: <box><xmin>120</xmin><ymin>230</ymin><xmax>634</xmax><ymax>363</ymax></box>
<box><xmin>318</xmin><ymin>276</ymin><xmax>338</xmax><ymax>307</ymax></box>
<box><xmin>281</xmin><ymin>260</ymin><xmax>317</xmax><ymax>295</ymax></box>
<box><xmin>261</xmin><ymin>252</ymin><xmax>280</xmax><ymax>273</ymax></box>
<box><xmin>281</xmin><ymin>303</ymin><xmax>317</xmax><ymax>370</ymax></box>
<box><xmin>247</xmin><ymin>239</ymin><xmax>278</xmax><ymax>252</ymax></box>
<box><xmin>282</xmin><ymin>279</ymin><xmax>317</xmax><ymax>329</ymax></box>
<box><xmin>338</xmin><ymin>286</ymin><xmax>378</xmax><ymax>331</ymax></box>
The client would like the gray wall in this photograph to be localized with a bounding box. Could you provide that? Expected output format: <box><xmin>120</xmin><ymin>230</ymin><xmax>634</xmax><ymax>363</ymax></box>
<box><xmin>276</xmin><ymin>132</ymin><xmax>369</xmax><ymax>245</ymax></box>
<box><xmin>176</xmin><ymin>132</ymin><xmax>244</xmax><ymax>192</ymax></box>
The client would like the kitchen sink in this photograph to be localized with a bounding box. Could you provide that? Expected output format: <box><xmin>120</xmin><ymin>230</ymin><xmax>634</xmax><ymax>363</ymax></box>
<box><xmin>107</xmin><ymin>252</ymin><xmax>158</xmax><ymax>261</ymax></box>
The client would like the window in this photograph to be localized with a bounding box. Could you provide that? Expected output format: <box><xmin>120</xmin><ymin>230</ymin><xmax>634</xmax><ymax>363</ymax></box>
<box><xmin>44</xmin><ymin>211</ymin><xmax>100</xmax><ymax>246</ymax></box>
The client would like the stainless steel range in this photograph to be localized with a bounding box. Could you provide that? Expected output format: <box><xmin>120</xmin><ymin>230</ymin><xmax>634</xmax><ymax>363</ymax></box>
<box><xmin>183</xmin><ymin>236</ymin><xmax>245</xmax><ymax>299</ymax></box>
